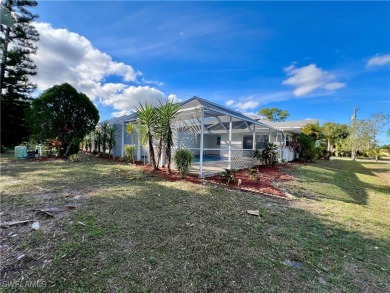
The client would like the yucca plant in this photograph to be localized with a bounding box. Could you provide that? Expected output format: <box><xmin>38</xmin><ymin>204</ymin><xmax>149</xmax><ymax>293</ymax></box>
<box><xmin>220</xmin><ymin>168</ymin><xmax>238</xmax><ymax>184</ymax></box>
<box><xmin>107</xmin><ymin>124</ymin><xmax>117</xmax><ymax>158</ymax></box>
<box><xmin>156</xmin><ymin>100</ymin><xmax>180</xmax><ymax>173</ymax></box>
<box><xmin>173</xmin><ymin>149</ymin><xmax>193</xmax><ymax>178</ymax></box>
<box><xmin>134</xmin><ymin>102</ymin><xmax>158</xmax><ymax>170</ymax></box>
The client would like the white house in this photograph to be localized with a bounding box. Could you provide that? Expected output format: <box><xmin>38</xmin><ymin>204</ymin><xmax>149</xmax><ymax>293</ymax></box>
<box><xmin>106</xmin><ymin>97</ymin><xmax>317</xmax><ymax>177</ymax></box>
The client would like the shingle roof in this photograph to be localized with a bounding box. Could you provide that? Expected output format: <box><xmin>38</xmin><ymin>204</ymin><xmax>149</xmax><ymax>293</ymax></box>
<box><xmin>104</xmin><ymin>112</ymin><xmax>138</xmax><ymax>124</ymax></box>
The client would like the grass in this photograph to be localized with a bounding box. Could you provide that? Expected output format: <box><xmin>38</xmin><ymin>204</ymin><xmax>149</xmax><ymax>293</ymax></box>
<box><xmin>1</xmin><ymin>153</ymin><xmax>389</xmax><ymax>292</ymax></box>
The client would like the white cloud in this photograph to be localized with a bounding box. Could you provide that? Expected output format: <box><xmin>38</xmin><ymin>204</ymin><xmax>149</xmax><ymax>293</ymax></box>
<box><xmin>234</xmin><ymin>100</ymin><xmax>259</xmax><ymax>111</ymax></box>
<box><xmin>112</xmin><ymin>110</ymin><xmax>131</xmax><ymax>118</ymax></box>
<box><xmin>225</xmin><ymin>97</ymin><xmax>259</xmax><ymax>112</ymax></box>
<box><xmin>225</xmin><ymin>99</ymin><xmax>235</xmax><ymax>106</ymax></box>
<box><xmin>141</xmin><ymin>77</ymin><xmax>164</xmax><ymax>87</ymax></box>
<box><xmin>167</xmin><ymin>94</ymin><xmax>182</xmax><ymax>103</ymax></box>
<box><xmin>282</xmin><ymin>63</ymin><xmax>346</xmax><ymax>97</ymax></box>
<box><xmin>102</xmin><ymin>86</ymin><xmax>166</xmax><ymax>111</ymax></box>
<box><xmin>323</xmin><ymin>82</ymin><xmax>345</xmax><ymax>91</ymax></box>
<box><xmin>366</xmin><ymin>54</ymin><xmax>390</xmax><ymax>67</ymax></box>
<box><xmin>31</xmin><ymin>22</ymin><xmax>168</xmax><ymax>117</ymax></box>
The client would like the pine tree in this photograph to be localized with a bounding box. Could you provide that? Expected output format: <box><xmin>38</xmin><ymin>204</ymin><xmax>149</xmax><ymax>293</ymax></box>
<box><xmin>1</xmin><ymin>0</ymin><xmax>39</xmax><ymax>147</ymax></box>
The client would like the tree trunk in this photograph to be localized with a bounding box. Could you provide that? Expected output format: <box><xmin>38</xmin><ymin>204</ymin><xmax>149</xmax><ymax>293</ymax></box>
<box><xmin>166</xmin><ymin>145</ymin><xmax>172</xmax><ymax>174</ymax></box>
<box><xmin>148</xmin><ymin>132</ymin><xmax>157</xmax><ymax>170</ymax></box>
<box><xmin>156</xmin><ymin>139</ymin><xmax>163</xmax><ymax>168</ymax></box>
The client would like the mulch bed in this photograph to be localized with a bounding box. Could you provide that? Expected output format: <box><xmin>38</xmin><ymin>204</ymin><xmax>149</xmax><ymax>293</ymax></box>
<box><xmin>138</xmin><ymin>163</ymin><xmax>294</xmax><ymax>199</ymax></box>
<box><xmin>22</xmin><ymin>153</ymin><xmax>295</xmax><ymax>199</ymax></box>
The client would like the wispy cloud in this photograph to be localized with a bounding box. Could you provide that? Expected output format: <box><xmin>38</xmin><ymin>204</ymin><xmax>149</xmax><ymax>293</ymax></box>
<box><xmin>97</xmin><ymin>5</ymin><xmax>271</xmax><ymax>61</ymax></box>
<box><xmin>282</xmin><ymin>63</ymin><xmax>346</xmax><ymax>97</ymax></box>
<box><xmin>366</xmin><ymin>54</ymin><xmax>390</xmax><ymax>67</ymax></box>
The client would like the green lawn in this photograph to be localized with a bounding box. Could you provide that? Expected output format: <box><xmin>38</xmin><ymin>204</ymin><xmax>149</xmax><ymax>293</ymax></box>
<box><xmin>1</xmin><ymin>154</ymin><xmax>389</xmax><ymax>292</ymax></box>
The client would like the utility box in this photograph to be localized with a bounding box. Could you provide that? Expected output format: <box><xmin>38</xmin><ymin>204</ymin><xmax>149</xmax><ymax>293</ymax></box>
<box><xmin>15</xmin><ymin>146</ymin><xmax>28</xmax><ymax>159</ymax></box>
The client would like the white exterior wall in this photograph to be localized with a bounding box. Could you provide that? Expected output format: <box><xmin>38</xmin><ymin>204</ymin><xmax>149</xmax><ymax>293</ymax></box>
<box><xmin>203</xmin><ymin>134</ymin><xmax>220</xmax><ymax>155</ymax></box>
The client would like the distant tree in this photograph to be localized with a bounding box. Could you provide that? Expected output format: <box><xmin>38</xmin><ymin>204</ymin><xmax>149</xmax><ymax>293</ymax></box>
<box><xmin>344</xmin><ymin>113</ymin><xmax>388</xmax><ymax>160</ymax></box>
<box><xmin>322</xmin><ymin>122</ymin><xmax>349</xmax><ymax>152</ymax></box>
<box><xmin>258</xmin><ymin>107</ymin><xmax>289</xmax><ymax>122</ymax></box>
<box><xmin>302</xmin><ymin>122</ymin><xmax>322</xmax><ymax>140</ymax></box>
<box><xmin>1</xmin><ymin>0</ymin><xmax>39</xmax><ymax>147</ymax></box>
<box><xmin>27</xmin><ymin>83</ymin><xmax>99</xmax><ymax>157</ymax></box>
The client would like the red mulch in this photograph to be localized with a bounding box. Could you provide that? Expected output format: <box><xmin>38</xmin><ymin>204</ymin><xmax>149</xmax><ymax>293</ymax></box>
<box><xmin>137</xmin><ymin>163</ymin><xmax>294</xmax><ymax>199</ymax></box>
<box><xmin>205</xmin><ymin>165</ymin><xmax>294</xmax><ymax>199</ymax></box>
<box><xmin>25</xmin><ymin>152</ymin><xmax>294</xmax><ymax>199</ymax></box>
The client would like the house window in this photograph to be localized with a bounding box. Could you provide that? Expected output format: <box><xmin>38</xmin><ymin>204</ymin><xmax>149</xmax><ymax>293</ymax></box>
<box><xmin>217</xmin><ymin>136</ymin><xmax>221</xmax><ymax>145</ymax></box>
<box><xmin>286</xmin><ymin>135</ymin><xmax>291</xmax><ymax>146</ymax></box>
<box><xmin>256</xmin><ymin>135</ymin><xmax>269</xmax><ymax>149</ymax></box>
<box><xmin>243</xmin><ymin>136</ymin><xmax>253</xmax><ymax>149</ymax></box>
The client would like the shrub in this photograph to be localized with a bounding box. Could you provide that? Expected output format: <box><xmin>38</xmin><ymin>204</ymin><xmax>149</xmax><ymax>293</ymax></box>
<box><xmin>296</xmin><ymin>134</ymin><xmax>318</xmax><ymax>162</ymax></box>
<box><xmin>69</xmin><ymin>154</ymin><xmax>80</xmax><ymax>162</ymax></box>
<box><xmin>247</xmin><ymin>168</ymin><xmax>261</xmax><ymax>183</ymax></box>
<box><xmin>173</xmin><ymin>149</ymin><xmax>193</xmax><ymax>178</ymax></box>
<box><xmin>220</xmin><ymin>168</ymin><xmax>238</xmax><ymax>184</ymax></box>
<box><xmin>253</xmin><ymin>143</ymin><xmax>278</xmax><ymax>166</ymax></box>
<box><xmin>124</xmin><ymin>145</ymin><xmax>136</xmax><ymax>163</ymax></box>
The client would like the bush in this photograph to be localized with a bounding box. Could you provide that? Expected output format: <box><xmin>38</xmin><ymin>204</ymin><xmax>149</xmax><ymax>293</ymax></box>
<box><xmin>173</xmin><ymin>149</ymin><xmax>193</xmax><ymax>178</ymax></box>
<box><xmin>248</xmin><ymin>168</ymin><xmax>261</xmax><ymax>183</ymax></box>
<box><xmin>296</xmin><ymin>134</ymin><xmax>318</xmax><ymax>162</ymax></box>
<box><xmin>252</xmin><ymin>143</ymin><xmax>278</xmax><ymax>166</ymax></box>
<box><xmin>124</xmin><ymin>145</ymin><xmax>136</xmax><ymax>163</ymax></box>
<box><xmin>69</xmin><ymin>154</ymin><xmax>80</xmax><ymax>162</ymax></box>
<box><xmin>220</xmin><ymin>168</ymin><xmax>238</xmax><ymax>184</ymax></box>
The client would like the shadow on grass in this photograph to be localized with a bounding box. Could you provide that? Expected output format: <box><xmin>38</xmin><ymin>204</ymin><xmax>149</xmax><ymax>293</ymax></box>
<box><xmin>289</xmin><ymin>159</ymin><xmax>389</xmax><ymax>205</ymax></box>
<box><xmin>7</xmin><ymin>180</ymin><xmax>390</xmax><ymax>293</ymax></box>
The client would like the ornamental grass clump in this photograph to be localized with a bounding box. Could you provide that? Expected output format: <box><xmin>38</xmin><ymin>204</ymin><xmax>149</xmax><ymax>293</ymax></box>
<box><xmin>173</xmin><ymin>149</ymin><xmax>193</xmax><ymax>178</ymax></box>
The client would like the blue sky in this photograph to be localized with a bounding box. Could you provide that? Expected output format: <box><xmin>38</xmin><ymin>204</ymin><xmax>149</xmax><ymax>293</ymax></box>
<box><xmin>31</xmin><ymin>1</ymin><xmax>389</xmax><ymax>143</ymax></box>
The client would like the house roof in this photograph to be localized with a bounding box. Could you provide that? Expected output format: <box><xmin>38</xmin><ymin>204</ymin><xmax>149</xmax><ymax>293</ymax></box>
<box><xmin>256</xmin><ymin>119</ymin><xmax>319</xmax><ymax>133</ymax></box>
<box><xmin>177</xmin><ymin>96</ymin><xmax>276</xmax><ymax>130</ymax></box>
<box><xmin>104</xmin><ymin>113</ymin><xmax>138</xmax><ymax>124</ymax></box>
<box><xmin>103</xmin><ymin>97</ymin><xmax>317</xmax><ymax>134</ymax></box>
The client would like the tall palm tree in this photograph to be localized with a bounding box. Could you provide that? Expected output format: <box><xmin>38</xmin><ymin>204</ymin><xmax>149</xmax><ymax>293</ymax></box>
<box><xmin>157</xmin><ymin>100</ymin><xmax>180</xmax><ymax>173</ymax></box>
<box><xmin>135</xmin><ymin>102</ymin><xmax>158</xmax><ymax>170</ymax></box>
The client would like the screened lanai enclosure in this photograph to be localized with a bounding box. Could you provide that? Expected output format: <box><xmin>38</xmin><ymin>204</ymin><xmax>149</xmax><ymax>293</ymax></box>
<box><xmin>172</xmin><ymin>97</ymin><xmax>279</xmax><ymax>177</ymax></box>
<box><xmin>109</xmin><ymin>97</ymin><xmax>286</xmax><ymax>177</ymax></box>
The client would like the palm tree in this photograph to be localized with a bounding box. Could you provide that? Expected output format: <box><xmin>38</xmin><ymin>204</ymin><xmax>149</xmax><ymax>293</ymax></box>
<box><xmin>99</xmin><ymin>121</ymin><xmax>110</xmax><ymax>155</ymax></box>
<box><xmin>94</xmin><ymin>128</ymin><xmax>102</xmax><ymax>153</ymax></box>
<box><xmin>157</xmin><ymin>100</ymin><xmax>180</xmax><ymax>173</ymax></box>
<box><xmin>107</xmin><ymin>124</ymin><xmax>117</xmax><ymax>158</ymax></box>
<box><xmin>134</xmin><ymin>103</ymin><xmax>158</xmax><ymax>170</ymax></box>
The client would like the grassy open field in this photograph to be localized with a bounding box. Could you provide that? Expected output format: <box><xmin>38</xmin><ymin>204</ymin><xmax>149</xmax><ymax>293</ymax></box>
<box><xmin>1</xmin><ymin>153</ymin><xmax>389</xmax><ymax>292</ymax></box>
